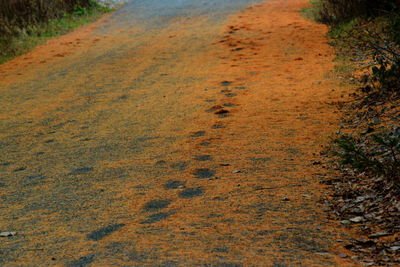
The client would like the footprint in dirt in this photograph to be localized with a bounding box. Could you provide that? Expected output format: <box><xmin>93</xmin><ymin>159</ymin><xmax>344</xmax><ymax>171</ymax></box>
<box><xmin>223</xmin><ymin>103</ymin><xmax>236</xmax><ymax>107</ymax></box>
<box><xmin>220</xmin><ymin>81</ymin><xmax>232</xmax><ymax>86</ymax></box>
<box><xmin>190</xmin><ymin>131</ymin><xmax>206</xmax><ymax>138</ymax></box>
<box><xmin>212</xmin><ymin>123</ymin><xmax>225</xmax><ymax>129</ymax></box>
<box><xmin>140</xmin><ymin>212</ymin><xmax>174</xmax><ymax>224</ymax></box>
<box><xmin>164</xmin><ymin>180</ymin><xmax>185</xmax><ymax>189</ymax></box>
<box><xmin>199</xmin><ymin>141</ymin><xmax>211</xmax><ymax>147</ymax></box>
<box><xmin>68</xmin><ymin>254</ymin><xmax>95</xmax><ymax>267</ymax></box>
<box><xmin>193</xmin><ymin>168</ymin><xmax>215</xmax><ymax>179</ymax></box>
<box><xmin>225</xmin><ymin>93</ymin><xmax>237</xmax><ymax>98</ymax></box>
<box><xmin>194</xmin><ymin>155</ymin><xmax>212</xmax><ymax>161</ymax></box>
<box><xmin>179</xmin><ymin>187</ymin><xmax>204</xmax><ymax>198</ymax></box>
<box><xmin>143</xmin><ymin>200</ymin><xmax>172</xmax><ymax>212</ymax></box>
<box><xmin>170</xmin><ymin>161</ymin><xmax>189</xmax><ymax>171</ymax></box>
<box><xmin>87</xmin><ymin>223</ymin><xmax>126</xmax><ymax>241</ymax></box>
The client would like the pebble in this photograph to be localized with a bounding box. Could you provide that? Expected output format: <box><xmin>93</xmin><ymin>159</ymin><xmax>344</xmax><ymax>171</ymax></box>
<box><xmin>0</xmin><ymin>231</ymin><xmax>17</xmax><ymax>237</ymax></box>
<box><xmin>349</xmin><ymin>216</ymin><xmax>364</xmax><ymax>223</ymax></box>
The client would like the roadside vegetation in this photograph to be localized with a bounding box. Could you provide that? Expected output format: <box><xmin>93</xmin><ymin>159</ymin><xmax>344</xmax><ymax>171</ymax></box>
<box><xmin>306</xmin><ymin>0</ymin><xmax>400</xmax><ymax>265</ymax></box>
<box><xmin>0</xmin><ymin>0</ymin><xmax>111</xmax><ymax>63</ymax></box>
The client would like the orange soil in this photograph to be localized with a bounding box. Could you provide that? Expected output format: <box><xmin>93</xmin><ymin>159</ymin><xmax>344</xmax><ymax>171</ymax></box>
<box><xmin>0</xmin><ymin>0</ymin><xmax>361</xmax><ymax>266</ymax></box>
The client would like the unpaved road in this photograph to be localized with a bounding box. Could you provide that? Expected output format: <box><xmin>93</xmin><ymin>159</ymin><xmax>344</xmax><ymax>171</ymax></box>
<box><xmin>0</xmin><ymin>0</ymin><xmax>358</xmax><ymax>266</ymax></box>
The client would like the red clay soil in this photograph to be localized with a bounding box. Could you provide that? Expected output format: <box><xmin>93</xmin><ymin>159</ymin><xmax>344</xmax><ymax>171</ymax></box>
<box><xmin>0</xmin><ymin>0</ymin><xmax>361</xmax><ymax>266</ymax></box>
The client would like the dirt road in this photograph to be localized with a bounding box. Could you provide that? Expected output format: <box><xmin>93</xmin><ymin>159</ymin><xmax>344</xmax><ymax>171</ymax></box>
<box><xmin>0</xmin><ymin>0</ymin><xmax>358</xmax><ymax>266</ymax></box>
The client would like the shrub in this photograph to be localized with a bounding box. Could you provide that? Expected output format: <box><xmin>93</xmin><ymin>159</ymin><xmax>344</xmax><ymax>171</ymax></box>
<box><xmin>0</xmin><ymin>0</ymin><xmax>94</xmax><ymax>37</ymax></box>
<box><xmin>334</xmin><ymin>128</ymin><xmax>400</xmax><ymax>189</ymax></box>
<box><xmin>315</xmin><ymin>0</ymin><xmax>399</xmax><ymax>25</ymax></box>
<box><xmin>341</xmin><ymin>14</ymin><xmax>400</xmax><ymax>95</ymax></box>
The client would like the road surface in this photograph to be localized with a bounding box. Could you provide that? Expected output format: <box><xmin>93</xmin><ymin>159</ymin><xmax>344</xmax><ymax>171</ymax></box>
<box><xmin>0</xmin><ymin>0</ymin><xmax>357</xmax><ymax>266</ymax></box>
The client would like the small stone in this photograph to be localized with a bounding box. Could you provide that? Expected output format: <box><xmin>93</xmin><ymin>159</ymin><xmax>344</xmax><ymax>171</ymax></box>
<box><xmin>369</xmin><ymin>232</ymin><xmax>391</xmax><ymax>238</ymax></box>
<box><xmin>232</xmin><ymin>170</ymin><xmax>241</xmax><ymax>173</ymax></box>
<box><xmin>361</xmin><ymin>127</ymin><xmax>374</xmax><ymax>135</ymax></box>
<box><xmin>338</xmin><ymin>253</ymin><xmax>347</xmax><ymax>258</ymax></box>
<box><xmin>349</xmin><ymin>216</ymin><xmax>364</xmax><ymax>223</ymax></box>
<box><xmin>0</xmin><ymin>231</ymin><xmax>17</xmax><ymax>237</ymax></box>
<box><xmin>281</xmin><ymin>197</ymin><xmax>290</xmax><ymax>201</ymax></box>
<box><xmin>389</xmin><ymin>246</ymin><xmax>400</xmax><ymax>251</ymax></box>
<box><xmin>341</xmin><ymin>220</ymin><xmax>351</xmax><ymax>225</ymax></box>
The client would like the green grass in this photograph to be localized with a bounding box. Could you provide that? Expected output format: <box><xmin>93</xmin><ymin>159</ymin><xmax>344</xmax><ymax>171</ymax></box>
<box><xmin>334</xmin><ymin>63</ymin><xmax>355</xmax><ymax>74</ymax></box>
<box><xmin>0</xmin><ymin>4</ymin><xmax>111</xmax><ymax>64</ymax></box>
<box><xmin>327</xmin><ymin>18</ymin><xmax>360</xmax><ymax>39</ymax></box>
<box><xmin>300</xmin><ymin>0</ymin><xmax>321</xmax><ymax>21</ymax></box>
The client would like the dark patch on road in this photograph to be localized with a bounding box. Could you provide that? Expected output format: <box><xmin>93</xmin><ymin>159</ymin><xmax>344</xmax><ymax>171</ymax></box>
<box><xmin>221</xmin><ymin>81</ymin><xmax>232</xmax><ymax>86</ymax></box>
<box><xmin>170</xmin><ymin>161</ymin><xmax>189</xmax><ymax>171</ymax></box>
<box><xmin>23</xmin><ymin>175</ymin><xmax>46</xmax><ymax>186</ymax></box>
<box><xmin>68</xmin><ymin>167</ymin><xmax>93</xmax><ymax>175</ymax></box>
<box><xmin>155</xmin><ymin>160</ymin><xmax>167</xmax><ymax>166</ymax></box>
<box><xmin>190</xmin><ymin>131</ymin><xmax>206</xmax><ymax>138</ymax></box>
<box><xmin>215</xmin><ymin>109</ymin><xmax>230</xmax><ymax>115</ymax></box>
<box><xmin>225</xmin><ymin>93</ymin><xmax>237</xmax><ymax>98</ymax></box>
<box><xmin>223</xmin><ymin>103</ymin><xmax>235</xmax><ymax>107</ymax></box>
<box><xmin>143</xmin><ymin>200</ymin><xmax>172</xmax><ymax>212</ymax></box>
<box><xmin>211</xmin><ymin>246</ymin><xmax>229</xmax><ymax>253</ymax></box>
<box><xmin>212</xmin><ymin>124</ymin><xmax>225</xmax><ymax>129</ymax></box>
<box><xmin>164</xmin><ymin>180</ymin><xmax>185</xmax><ymax>189</ymax></box>
<box><xmin>213</xmin><ymin>262</ymin><xmax>243</xmax><ymax>267</ymax></box>
<box><xmin>256</xmin><ymin>230</ymin><xmax>275</xmax><ymax>236</ymax></box>
<box><xmin>127</xmin><ymin>248</ymin><xmax>150</xmax><ymax>261</ymax></box>
<box><xmin>87</xmin><ymin>223</ymin><xmax>126</xmax><ymax>241</ymax></box>
<box><xmin>193</xmin><ymin>168</ymin><xmax>215</xmax><ymax>179</ymax></box>
<box><xmin>194</xmin><ymin>155</ymin><xmax>212</xmax><ymax>161</ymax></box>
<box><xmin>160</xmin><ymin>261</ymin><xmax>179</xmax><ymax>267</ymax></box>
<box><xmin>179</xmin><ymin>187</ymin><xmax>204</xmax><ymax>198</ymax></box>
<box><xmin>68</xmin><ymin>254</ymin><xmax>95</xmax><ymax>267</ymax></box>
<box><xmin>199</xmin><ymin>141</ymin><xmax>211</xmax><ymax>146</ymax></box>
<box><xmin>140</xmin><ymin>212</ymin><xmax>174</xmax><ymax>224</ymax></box>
